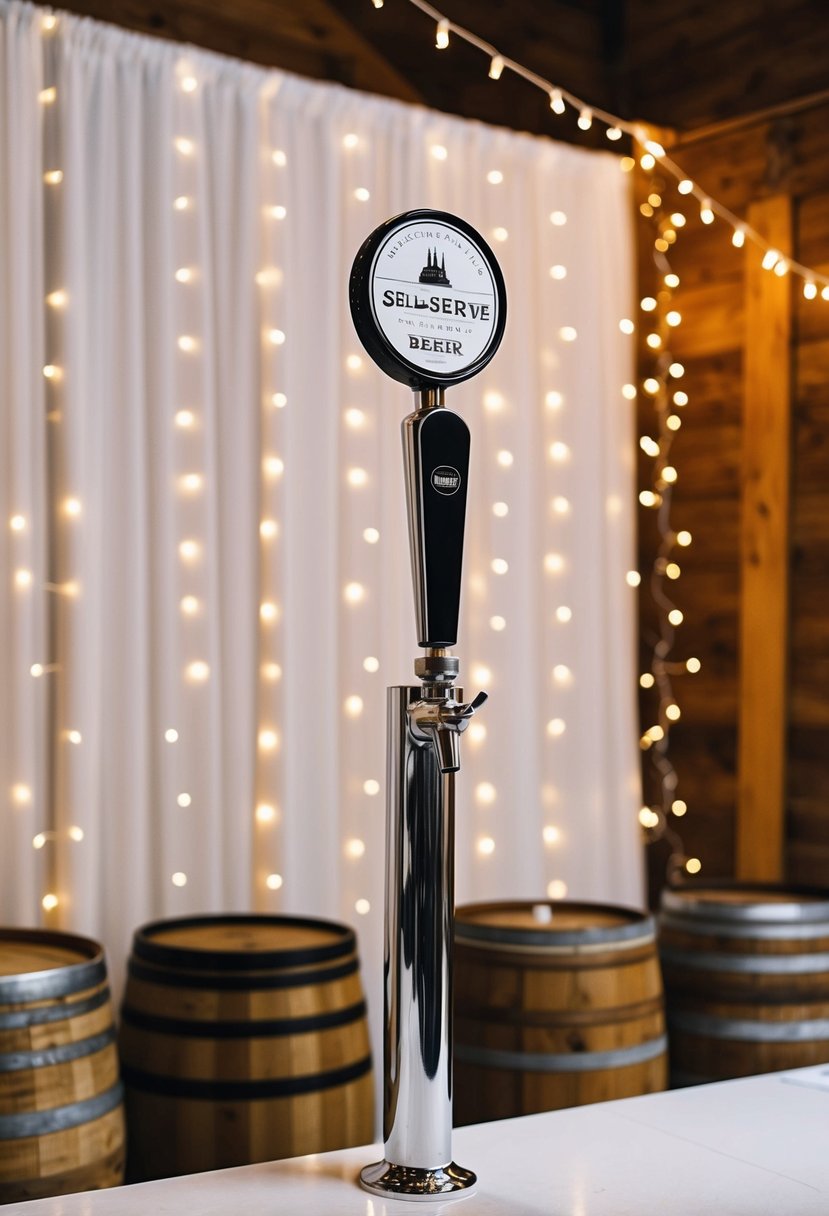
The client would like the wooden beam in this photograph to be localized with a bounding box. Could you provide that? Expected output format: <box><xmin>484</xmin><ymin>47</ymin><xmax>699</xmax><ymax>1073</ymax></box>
<box><xmin>736</xmin><ymin>194</ymin><xmax>793</xmax><ymax>881</ymax></box>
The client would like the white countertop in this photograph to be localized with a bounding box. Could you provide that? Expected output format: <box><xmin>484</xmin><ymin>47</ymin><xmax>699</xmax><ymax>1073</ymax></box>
<box><xmin>7</xmin><ymin>1067</ymin><xmax>829</xmax><ymax>1215</ymax></box>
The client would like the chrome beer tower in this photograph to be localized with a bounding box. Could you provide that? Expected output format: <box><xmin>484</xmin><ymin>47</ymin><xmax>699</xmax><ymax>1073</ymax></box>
<box><xmin>350</xmin><ymin>210</ymin><xmax>506</xmax><ymax>1200</ymax></box>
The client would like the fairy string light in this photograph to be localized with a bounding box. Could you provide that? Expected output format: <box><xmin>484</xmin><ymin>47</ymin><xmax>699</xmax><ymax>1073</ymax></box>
<box><xmin>380</xmin><ymin>0</ymin><xmax>829</xmax><ymax>296</ymax></box>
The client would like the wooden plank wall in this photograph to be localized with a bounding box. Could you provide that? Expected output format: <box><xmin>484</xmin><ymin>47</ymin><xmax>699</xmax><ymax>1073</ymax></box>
<box><xmin>637</xmin><ymin>103</ymin><xmax>829</xmax><ymax>897</ymax></box>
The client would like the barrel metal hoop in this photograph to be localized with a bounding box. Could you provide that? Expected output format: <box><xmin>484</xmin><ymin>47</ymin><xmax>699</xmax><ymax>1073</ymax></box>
<box><xmin>0</xmin><ymin>1027</ymin><xmax>116</xmax><ymax>1073</ymax></box>
<box><xmin>0</xmin><ymin>1081</ymin><xmax>123</xmax><ymax>1140</ymax></box>
<box><xmin>662</xmin><ymin>886</ymin><xmax>829</xmax><ymax>924</ymax></box>
<box><xmin>659</xmin><ymin>912</ymin><xmax>829</xmax><ymax>941</ymax></box>
<box><xmin>120</xmin><ymin>1054</ymin><xmax>372</xmax><ymax>1100</ymax></box>
<box><xmin>126</xmin><ymin>955</ymin><xmax>359</xmax><ymax>991</ymax></box>
<box><xmin>660</xmin><ymin>947</ymin><xmax>829</xmax><ymax>974</ymax></box>
<box><xmin>132</xmin><ymin>915</ymin><xmax>356</xmax><ymax>972</ymax></box>
<box><xmin>0</xmin><ymin>987</ymin><xmax>110</xmax><ymax>1030</ymax></box>
<box><xmin>454</xmin><ymin>1034</ymin><xmax>667</xmax><ymax>1073</ymax></box>
<box><xmin>0</xmin><ymin>957</ymin><xmax>106</xmax><ymax>1004</ymax></box>
<box><xmin>455</xmin><ymin>919</ymin><xmax>656</xmax><ymax>951</ymax></box>
<box><xmin>668</xmin><ymin>1010</ymin><xmax>829</xmax><ymax>1043</ymax></box>
<box><xmin>119</xmin><ymin>999</ymin><xmax>367</xmax><ymax>1039</ymax></box>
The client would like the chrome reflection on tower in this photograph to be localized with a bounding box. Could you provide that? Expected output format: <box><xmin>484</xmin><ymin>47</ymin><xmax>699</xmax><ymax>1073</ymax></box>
<box><xmin>350</xmin><ymin>211</ymin><xmax>506</xmax><ymax>1200</ymax></box>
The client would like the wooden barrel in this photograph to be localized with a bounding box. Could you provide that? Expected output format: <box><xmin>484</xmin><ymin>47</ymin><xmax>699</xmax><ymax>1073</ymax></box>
<box><xmin>0</xmin><ymin>928</ymin><xmax>125</xmax><ymax>1204</ymax></box>
<box><xmin>453</xmin><ymin>901</ymin><xmax>667</xmax><ymax>1125</ymax></box>
<box><xmin>119</xmin><ymin>914</ymin><xmax>374</xmax><ymax>1180</ymax></box>
<box><xmin>659</xmin><ymin>881</ymin><xmax>829</xmax><ymax>1086</ymax></box>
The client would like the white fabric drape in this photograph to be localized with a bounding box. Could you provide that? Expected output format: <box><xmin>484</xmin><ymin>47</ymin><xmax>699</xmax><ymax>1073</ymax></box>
<box><xmin>0</xmin><ymin>0</ymin><xmax>641</xmax><ymax>1072</ymax></box>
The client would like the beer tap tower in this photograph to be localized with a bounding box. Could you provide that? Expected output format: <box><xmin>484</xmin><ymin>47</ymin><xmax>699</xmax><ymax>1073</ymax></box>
<box><xmin>350</xmin><ymin>210</ymin><xmax>506</xmax><ymax>1200</ymax></box>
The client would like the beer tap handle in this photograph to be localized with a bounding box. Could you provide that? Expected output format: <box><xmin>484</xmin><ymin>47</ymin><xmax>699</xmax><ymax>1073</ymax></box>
<box><xmin>403</xmin><ymin>405</ymin><xmax>470</xmax><ymax>649</ymax></box>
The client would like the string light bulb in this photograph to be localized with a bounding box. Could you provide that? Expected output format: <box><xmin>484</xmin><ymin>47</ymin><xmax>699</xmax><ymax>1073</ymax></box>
<box><xmin>549</xmin><ymin>88</ymin><xmax>565</xmax><ymax>114</ymax></box>
<box><xmin>488</xmin><ymin>55</ymin><xmax>504</xmax><ymax>80</ymax></box>
<box><xmin>577</xmin><ymin>108</ymin><xmax>593</xmax><ymax>130</ymax></box>
<box><xmin>700</xmin><ymin>199</ymin><xmax>715</xmax><ymax>224</ymax></box>
<box><xmin>435</xmin><ymin>18</ymin><xmax>449</xmax><ymax>48</ymax></box>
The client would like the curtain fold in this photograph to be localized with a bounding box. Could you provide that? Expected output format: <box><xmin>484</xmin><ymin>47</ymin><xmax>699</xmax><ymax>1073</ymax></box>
<box><xmin>0</xmin><ymin>1</ymin><xmax>641</xmax><ymax>1073</ymax></box>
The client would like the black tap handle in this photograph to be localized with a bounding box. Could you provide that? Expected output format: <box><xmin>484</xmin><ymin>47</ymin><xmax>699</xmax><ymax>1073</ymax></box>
<box><xmin>403</xmin><ymin>407</ymin><xmax>470</xmax><ymax>649</ymax></box>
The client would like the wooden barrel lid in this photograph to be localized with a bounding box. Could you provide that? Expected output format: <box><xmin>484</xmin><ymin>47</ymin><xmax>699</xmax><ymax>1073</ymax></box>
<box><xmin>132</xmin><ymin>915</ymin><xmax>356</xmax><ymax>972</ymax></box>
<box><xmin>662</xmin><ymin>882</ymin><xmax>829</xmax><ymax>924</ymax></box>
<box><xmin>455</xmin><ymin>901</ymin><xmax>655</xmax><ymax>949</ymax></box>
<box><xmin>0</xmin><ymin>930</ymin><xmax>106</xmax><ymax>1003</ymax></box>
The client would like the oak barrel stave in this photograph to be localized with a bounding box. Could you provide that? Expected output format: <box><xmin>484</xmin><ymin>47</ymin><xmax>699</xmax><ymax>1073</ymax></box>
<box><xmin>659</xmin><ymin>882</ymin><xmax>829</xmax><ymax>1084</ymax></box>
<box><xmin>0</xmin><ymin>929</ymin><xmax>125</xmax><ymax>1203</ymax></box>
<box><xmin>119</xmin><ymin>914</ymin><xmax>374</xmax><ymax>1180</ymax></box>
<box><xmin>453</xmin><ymin>901</ymin><xmax>667</xmax><ymax>1125</ymax></box>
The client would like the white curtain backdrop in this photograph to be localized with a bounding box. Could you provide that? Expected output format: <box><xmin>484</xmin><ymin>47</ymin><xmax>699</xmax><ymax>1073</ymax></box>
<box><xmin>0</xmin><ymin>0</ymin><xmax>641</xmax><ymax>1075</ymax></box>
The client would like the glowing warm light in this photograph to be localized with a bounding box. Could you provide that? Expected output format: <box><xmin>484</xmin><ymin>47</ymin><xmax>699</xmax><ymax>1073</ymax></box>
<box><xmin>666</xmin><ymin>311</ymin><xmax>682</xmax><ymax>327</ymax></box>
<box><xmin>272</xmin><ymin>148</ymin><xmax>287</xmax><ymax>165</ymax></box>
<box><xmin>544</xmin><ymin>552</ymin><xmax>564</xmax><ymax>574</ymax></box>
<box><xmin>667</xmin><ymin>414</ymin><xmax>682</xmax><ymax>431</ymax></box>
<box><xmin>669</xmin><ymin>362</ymin><xmax>685</xmax><ymax>378</ymax></box>
<box><xmin>165</xmin><ymin>729</ymin><xmax>179</xmax><ymax>743</ymax></box>
<box><xmin>686</xmin><ymin>857</ymin><xmax>702</xmax><ymax>874</ymax></box>
<box><xmin>271</xmin><ymin>392</ymin><xmax>287</xmax><ymax>409</ymax></box>
<box><xmin>186</xmin><ymin>660</ymin><xmax>210</xmax><ymax>681</ymax></box>
<box><xmin>355</xmin><ymin>898</ymin><xmax>371</xmax><ymax>915</ymax></box>
<box><xmin>550</xmin><ymin>210</ymin><xmax>567</xmax><ymax>226</ymax></box>
<box><xmin>268</xmin><ymin>328</ymin><xmax>286</xmax><ymax>346</ymax></box>
<box><xmin>555</xmin><ymin>605</ymin><xmax>572</xmax><ymax>623</ymax></box>
<box><xmin>639</xmin><ymin>490</ymin><xmax>658</xmax><ymax>507</ymax></box>
<box><xmin>179</xmin><ymin>473</ymin><xmax>202</xmax><ymax>494</ymax></box>
<box><xmin>577</xmin><ymin>108</ymin><xmax>593</xmax><ymax>130</ymax></box>
<box><xmin>549</xmin><ymin>89</ymin><xmax>565</xmax><ymax>115</ymax></box>
<box><xmin>670</xmin><ymin>213</ymin><xmax>686</xmax><ymax>228</ymax></box>
<box><xmin>66</xmin><ymin>730</ymin><xmax>82</xmax><ymax>745</ymax></box>
<box><xmin>263</xmin><ymin>455</ymin><xmax>285</xmax><ymax>478</ymax></box>
<box><xmin>268</xmin><ymin>205</ymin><xmax>287</xmax><ymax>220</ymax></box>
<box><xmin>643</xmin><ymin>377</ymin><xmax>660</xmax><ymax>394</ymax></box>
<box><xmin>471</xmin><ymin>664</ymin><xmax>492</xmax><ymax>685</ymax></box>
<box><xmin>639</xmin><ymin>807</ymin><xmax>660</xmax><ymax>829</ymax></box>
<box><xmin>174</xmin><ymin>196</ymin><xmax>191</xmax><ymax>211</ymax></box>
<box><xmin>343</xmin><ymin>133</ymin><xmax>359</xmax><ymax>149</ymax></box>
<box><xmin>363</xmin><ymin>527</ymin><xmax>380</xmax><ymax>544</ymax></box>
<box><xmin>175</xmin><ymin>409</ymin><xmax>195</xmax><ymax>428</ymax></box>
<box><xmin>497</xmin><ymin>448</ymin><xmax>514</xmax><ymax>468</ymax></box>
<box><xmin>640</xmin><ymin>436</ymin><xmax>659</xmax><ymax>457</ymax></box>
<box><xmin>547</xmin><ymin>880</ymin><xmax>567</xmax><ymax>899</ymax></box>
<box><xmin>672</xmin><ymin>799</ymin><xmax>688</xmax><ymax>817</ymax></box>
<box><xmin>178</xmin><ymin>539</ymin><xmax>200</xmax><ymax>562</ymax></box>
<box><xmin>559</xmin><ymin>326</ymin><xmax>577</xmax><ymax>342</ymax></box>
<box><xmin>552</xmin><ymin>495</ymin><xmax>570</xmax><ymax>515</ymax></box>
<box><xmin>619</xmin><ymin>319</ymin><xmax>634</xmax><ymax>335</ymax></box>
<box><xmin>552</xmin><ymin>664</ymin><xmax>572</xmax><ymax>687</ymax></box>
<box><xmin>180</xmin><ymin>595</ymin><xmax>201</xmax><ymax>616</ymax></box>
<box><xmin>546</xmin><ymin>718</ymin><xmax>566</xmax><ymax>737</ymax></box>
<box><xmin>487</xmin><ymin>169</ymin><xmax>503</xmax><ymax>184</ymax></box>
<box><xmin>492</xmin><ymin>501</ymin><xmax>509</xmax><ymax>517</ymax></box>
<box><xmin>41</xmin><ymin>13</ymin><xmax>58</xmax><ymax>29</ymax></box>
<box><xmin>256</xmin><ymin>803</ymin><xmax>277</xmax><ymax>823</ymax></box>
<box><xmin>258</xmin><ymin>728</ymin><xmax>279</xmax><ymax>750</ymax></box>
<box><xmin>43</xmin><ymin>364</ymin><xmax>61</xmax><ymax>380</ymax></box>
<box><xmin>773</xmin><ymin>258</ymin><xmax>789</xmax><ymax>277</ymax></box>
<box><xmin>626</xmin><ymin>570</ymin><xmax>641</xmax><ymax>588</ymax></box>
<box><xmin>491</xmin><ymin>557</ymin><xmax>509</xmax><ymax>575</ymax></box>
<box><xmin>668</xmin><ymin>609</ymin><xmax>684</xmax><ymax>626</ymax></box>
<box><xmin>177</xmin><ymin>335</ymin><xmax>197</xmax><ymax>353</ymax></box>
<box><xmin>646</xmin><ymin>333</ymin><xmax>661</xmax><ymax>349</ymax></box>
<box><xmin>260</xmin><ymin>601</ymin><xmax>279</xmax><ymax>623</ymax></box>
<box><xmin>476</xmin><ymin>782</ymin><xmax>497</xmax><ymax>805</ymax></box>
<box><xmin>620</xmin><ymin>157</ymin><xmax>635</xmax><ymax>172</ymax></box>
<box><xmin>640</xmin><ymin>153</ymin><xmax>655</xmax><ymax>171</ymax></box>
<box><xmin>345</xmin><ymin>407</ymin><xmax>366</xmax><ymax>429</ymax></box>
<box><xmin>42</xmin><ymin>893</ymin><xmax>59</xmax><ymax>910</ymax></box>
<box><xmin>666</xmin><ymin>562</ymin><xmax>681</xmax><ymax>579</ymax></box>
<box><xmin>344</xmin><ymin>582</ymin><xmax>365</xmax><ymax>605</ymax></box>
<box><xmin>490</xmin><ymin>615</ymin><xmax>506</xmax><ymax>631</ymax></box>
<box><xmin>804</xmin><ymin>281</ymin><xmax>818</xmax><ymax>300</ymax></box>
<box><xmin>43</xmin><ymin>170</ymin><xmax>63</xmax><ymax>185</ymax></box>
<box><xmin>12</xmin><ymin>784</ymin><xmax>32</xmax><ymax>805</ymax></box>
<box><xmin>260</xmin><ymin>519</ymin><xmax>278</xmax><ymax>539</ymax></box>
<box><xmin>542</xmin><ymin>825</ymin><xmax>561</xmax><ymax>845</ymax></box>
<box><xmin>363</xmin><ymin>655</ymin><xmax>380</xmax><ymax>674</ymax></box>
<box><xmin>346</xmin><ymin>354</ymin><xmax>363</xmax><ymax>372</ymax></box>
<box><xmin>364</xmin><ymin>779</ymin><xmax>380</xmax><ymax>796</ymax></box>
<box><xmin>435</xmin><ymin>18</ymin><xmax>450</xmax><ymax>48</ymax></box>
<box><xmin>348</xmin><ymin>466</ymin><xmax>368</xmax><ymax>488</ymax></box>
<box><xmin>354</xmin><ymin>187</ymin><xmax>371</xmax><ymax>202</ymax></box>
<box><xmin>10</xmin><ymin>514</ymin><xmax>25</xmax><ymax>531</ymax></box>
<box><xmin>546</xmin><ymin>390</ymin><xmax>564</xmax><ymax>409</ymax></box>
<box><xmin>266</xmin><ymin>873</ymin><xmax>284</xmax><ymax>890</ymax></box>
<box><xmin>606</xmin><ymin>127</ymin><xmax>622</xmax><ymax>141</ymax></box>
<box><xmin>640</xmin><ymin>673</ymin><xmax>655</xmax><ymax>688</ymax></box>
<box><xmin>344</xmin><ymin>695</ymin><xmax>364</xmax><ymax>718</ymax></box>
<box><xmin>30</xmin><ymin>664</ymin><xmax>44</xmax><ymax>678</ymax></box>
<box><xmin>33</xmin><ymin>833</ymin><xmax>47</xmax><ymax>849</ymax></box>
<box><xmin>489</xmin><ymin>55</ymin><xmax>504</xmax><ymax>80</ymax></box>
<box><xmin>677</xmin><ymin>179</ymin><xmax>693</xmax><ymax>195</ymax></box>
<box><xmin>549</xmin><ymin>441</ymin><xmax>570</xmax><ymax>463</ymax></box>
<box><xmin>686</xmin><ymin>657</ymin><xmax>701</xmax><ymax>673</ymax></box>
<box><xmin>171</xmin><ymin>872</ymin><xmax>187</xmax><ymax>887</ymax></box>
<box><xmin>262</xmin><ymin>662</ymin><xmax>282</xmax><ymax>682</ymax></box>
<box><xmin>14</xmin><ymin>569</ymin><xmax>32</xmax><ymax>589</ymax></box>
<box><xmin>174</xmin><ymin>137</ymin><xmax>194</xmax><ymax>156</ymax></box>
<box><xmin>622</xmin><ymin>384</ymin><xmax>637</xmax><ymax>400</ymax></box>
<box><xmin>492</xmin><ymin>227</ymin><xmax>508</xmax><ymax>242</ymax></box>
<box><xmin>175</xmin><ymin>267</ymin><xmax>193</xmax><ymax>283</ymax></box>
<box><xmin>666</xmin><ymin>704</ymin><xmax>681</xmax><ymax>721</ymax></box>
<box><xmin>345</xmin><ymin>838</ymin><xmax>366</xmax><ymax>859</ymax></box>
<box><xmin>467</xmin><ymin>722</ymin><xmax>486</xmax><ymax>745</ymax></box>
<box><xmin>180</xmin><ymin>75</ymin><xmax>198</xmax><ymax>93</ymax></box>
<box><xmin>63</xmin><ymin>496</ymin><xmax>81</xmax><ymax>515</ymax></box>
<box><xmin>177</xmin><ymin>793</ymin><xmax>191</xmax><ymax>808</ymax></box>
<box><xmin>477</xmin><ymin>836</ymin><xmax>495</xmax><ymax>856</ymax></box>
<box><xmin>661</xmin><ymin>465</ymin><xmax>678</xmax><ymax>484</ymax></box>
<box><xmin>483</xmin><ymin>390</ymin><xmax>505</xmax><ymax>412</ymax></box>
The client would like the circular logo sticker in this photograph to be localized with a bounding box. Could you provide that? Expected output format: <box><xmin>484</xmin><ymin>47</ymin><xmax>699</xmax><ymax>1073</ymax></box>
<box><xmin>431</xmin><ymin>465</ymin><xmax>462</xmax><ymax>496</ymax></box>
<box><xmin>368</xmin><ymin>218</ymin><xmax>500</xmax><ymax>380</ymax></box>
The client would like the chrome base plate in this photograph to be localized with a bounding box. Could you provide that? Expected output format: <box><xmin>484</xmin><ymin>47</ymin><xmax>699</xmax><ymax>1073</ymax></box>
<box><xmin>359</xmin><ymin>1160</ymin><xmax>477</xmax><ymax>1202</ymax></box>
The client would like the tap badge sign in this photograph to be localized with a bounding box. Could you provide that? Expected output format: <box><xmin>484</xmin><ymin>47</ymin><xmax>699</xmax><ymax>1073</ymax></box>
<box><xmin>350</xmin><ymin>210</ymin><xmax>507</xmax><ymax>389</ymax></box>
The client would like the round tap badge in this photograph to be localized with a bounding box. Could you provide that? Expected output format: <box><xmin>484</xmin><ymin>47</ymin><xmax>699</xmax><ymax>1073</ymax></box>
<box><xmin>350</xmin><ymin>210</ymin><xmax>507</xmax><ymax>390</ymax></box>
